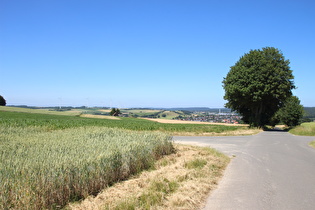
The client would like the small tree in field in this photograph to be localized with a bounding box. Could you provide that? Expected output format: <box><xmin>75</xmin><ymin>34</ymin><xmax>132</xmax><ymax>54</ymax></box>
<box><xmin>222</xmin><ymin>47</ymin><xmax>295</xmax><ymax>127</ymax></box>
<box><xmin>0</xmin><ymin>95</ymin><xmax>6</xmax><ymax>106</ymax></box>
<box><xmin>110</xmin><ymin>108</ymin><xmax>121</xmax><ymax>116</ymax></box>
<box><xmin>273</xmin><ymin>96</ymin><xmax>304</xmax><ymax>127</ymax></box>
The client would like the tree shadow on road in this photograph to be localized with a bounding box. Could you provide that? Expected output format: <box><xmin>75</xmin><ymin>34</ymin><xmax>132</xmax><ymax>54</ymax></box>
<box><xmin>263</xmin><ymin>126</ymin><xmax>289</xmax><ymax>132</ymax></box>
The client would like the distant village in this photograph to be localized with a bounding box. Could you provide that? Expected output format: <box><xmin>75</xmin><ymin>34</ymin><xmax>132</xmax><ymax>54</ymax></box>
<box><xmin>106</xmin><ymin>108</ymin><xmax>244</xmax><ymax>124</ymax></box>
<box><xmin>174</xmin><ymin>111</ymin><xmax>242</xmax><ymax>124</ymax></box>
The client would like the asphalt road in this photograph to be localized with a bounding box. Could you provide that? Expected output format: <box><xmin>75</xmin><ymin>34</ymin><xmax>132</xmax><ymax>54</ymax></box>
<box><xmin>173</xmin><ymin>131</ymin><xmax>315</xmax><ymax>210</ymax></box>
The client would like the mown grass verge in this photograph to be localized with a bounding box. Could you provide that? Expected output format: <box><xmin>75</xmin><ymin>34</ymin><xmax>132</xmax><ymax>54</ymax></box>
<box><xmin>289</xmin><ymin>122</ymin><xmax>315</xmax><ymax>136</ymax></box>
<box><xmin>0</xmin><ymin>126</ymin><xmax>173</xmax><ymax>209</ymax></box>
<box><xmin>289</xmin><ymin>122</ymin><xmax>315</xmax><ymax>149</ymax></box>
<box><xmin>69</xmin><ymin>144</ymin><xmax>230</xmax><ymax>210</ymax></box>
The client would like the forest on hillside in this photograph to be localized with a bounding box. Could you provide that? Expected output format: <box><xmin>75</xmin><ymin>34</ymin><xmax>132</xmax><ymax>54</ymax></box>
<box><xmin>304</xmin><ymin>107</ymin><xmax>315</xmax><ymax>120</ymax></box>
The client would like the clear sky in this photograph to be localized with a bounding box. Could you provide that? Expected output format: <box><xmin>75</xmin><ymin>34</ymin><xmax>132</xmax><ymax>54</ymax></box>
<box><xmin>1</xmin><ymin>0</ymin><xmax>314</xmax><ymax>108</ymax></box>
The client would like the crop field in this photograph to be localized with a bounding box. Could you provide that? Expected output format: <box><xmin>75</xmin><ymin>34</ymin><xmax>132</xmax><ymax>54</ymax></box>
<box><xmin>159</xmin><ymin>110</ymin><xmax>181</xmax><ymax>119</ymax></box>
<box><xmin>0</xmin><ymin>108</ymin><xmax>252</xmax><ymax>209</ymax></box>
<box><xmin>0</xmin><ymin>119</ymin><xmax>173</xmax><ymax>209</ymax></box>
<box><xmin>71</xmin><ymin>144</ymin><xmax>230</xmax><ymax>210</ymax></box>
<box><xmin>0</xmin><ymin>110</ymin><xmax>250</xmax><ymax>135</ymax></box>
<box><xmin>121</xmin><ymin>109</ymin><xmax>162</xmax><ymax>113</ymax></box>
<box><xmin>0</xmin><ymin>106</ymin><xmax>82</xmax><ymax>116</ymax></box>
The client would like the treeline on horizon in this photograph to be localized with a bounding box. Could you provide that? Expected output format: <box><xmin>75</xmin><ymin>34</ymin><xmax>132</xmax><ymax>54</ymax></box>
<box><xmin>304</xmin><ymin>107</ymin><xmax>315</xmax><ymax>119</ymax></box>
<box><xmin>8</xmin><ymin>105</ymin><xmax>233</xmax><ymax>112</ymax></box>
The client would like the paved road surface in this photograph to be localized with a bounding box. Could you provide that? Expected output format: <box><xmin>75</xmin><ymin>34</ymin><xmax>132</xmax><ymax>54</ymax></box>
<box><xmin>173</xmin><ymin>131</ymin><xmax>315</xmax><ymax>210</ymax></box>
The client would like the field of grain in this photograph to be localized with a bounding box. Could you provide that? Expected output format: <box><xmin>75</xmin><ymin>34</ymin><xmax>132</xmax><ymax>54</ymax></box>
<box><xmin>0</xmin><ymin>106</ymin><xmax>81</xmax><ymax>116</ymax></box>
<box><xmin>0</xmin><ymin>108</ymin><xmax>240</xmax><ymax>209</ymax></box>
<box><xmin>0</xmin><ymin>125</ymin><xmax>173</xmax><ymax>209</ymax></box>
<box><xmin>121</xmin><ymin>109</ymin><xmax>162</xmax><ymax>113</ymax></box>
<box><xmin>159</xmin><ymin>110</ymin><xmax>181</xmax><ymax>119</ymax></box>
<box><xmin>70</xmin><ymin>144</ymin><xmax>230</xmax><ymax>210</ymax></box>
<box><xmin>80</xmin><ymin>114</ymin><xmax>120</xmax><ymax>120</ymax></box>
<box><xmin>0</xmin><ymin>110</ymin><xmax>251</xmax><ymax>135</ymax></box>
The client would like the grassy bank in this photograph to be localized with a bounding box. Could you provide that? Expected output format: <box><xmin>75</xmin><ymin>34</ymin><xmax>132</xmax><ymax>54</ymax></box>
<box><xmin>0</xmin><ymin>125</ymin><xmax>173</xmax><ymax>209</ymax></box>
<box><xmin>289</xmin><ymin>122</ymin><xmax>315</xmax><ymax>136</ymax></box>
<box><xmin>289</xmin><ymin>122</ymin><xmax>315</xmax><ymax>149</ymax></box>
<box><xmin>69</xmin><ymin>144</ymin><xmax>230</xmax><ymax>210</ymax></box>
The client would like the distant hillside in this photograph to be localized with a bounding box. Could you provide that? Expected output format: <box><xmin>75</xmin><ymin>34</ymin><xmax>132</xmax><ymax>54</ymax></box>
<box><xmin>304</xmin><ymin>107</ymin><xmax>315</xmax><ymax>119</ymax></box>
<box><xmin>7</xmin><ymin>106</ymin><xmax>232</xmax><ymax>113</ymax></box>
<box><xmin>164</xmin><ymin>107</ymin><xmax>232</xmax><ymax>112</ymax></box>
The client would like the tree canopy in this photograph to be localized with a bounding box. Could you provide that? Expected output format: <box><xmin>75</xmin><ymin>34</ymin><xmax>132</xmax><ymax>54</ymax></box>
<box><xmin>272</xmin><ymin>96</ymin><xmax>304</xmax><ymax>127</ymax></box>
<box><xmin>222</xmin><ymin>47</ymin><xmax>295</xmax><ymax>127</ymax></box>
<box><xmin>0</xmin><ymin>95</ymin><xmax>6</xmax><ymax>106</ymax></box>
<box><xmin>110</xmin><ymin>108</ymin><xmax>121</xmax><ymax>116</ymax></box>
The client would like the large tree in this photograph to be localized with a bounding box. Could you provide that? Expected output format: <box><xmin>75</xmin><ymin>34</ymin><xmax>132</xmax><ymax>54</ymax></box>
<box><xmin>0</xmin><ymin>95</ymin><xmax>6</xmax><ymax>106</ymax></box>
<box><xmin>222</xmin><ymin>47</ymin><xmax>295</xmax><ymax>127</ymax></box>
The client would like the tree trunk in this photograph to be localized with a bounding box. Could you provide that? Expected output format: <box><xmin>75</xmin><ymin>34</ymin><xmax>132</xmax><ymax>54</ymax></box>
<box><xmin>253</xmin><ymin>102</ymin><xmax>264</xmax><ymax>128</ymax></box>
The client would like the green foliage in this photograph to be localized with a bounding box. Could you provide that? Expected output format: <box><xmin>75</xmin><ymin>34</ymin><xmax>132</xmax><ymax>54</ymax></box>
<box><xmin>304</xmin><ymin>107</ymin><xmax>315</xmax><ymax>120</ymax></box>
<box><xmin>273</xmin><ymin>96</ymin><xmax>304</xmax><ymax>127</ymax></box>
<box><xmin>310</xmin><ymin>141</ymin><xmax>315</xmax><ymax>149</ymax></box>
<box><xmin>0</xmin><ymin>95</ymin><xmax>6</xmax><ymax>106</ymax></box>
<box><xmin>223</xmin><ymin>47</ymin><xmax>295</xmax><ymax>127</ymax></box>
<box><xmin>110</xmin><ymin>108</ymin><xmax>122</xmax><ymax>116</ymax></box>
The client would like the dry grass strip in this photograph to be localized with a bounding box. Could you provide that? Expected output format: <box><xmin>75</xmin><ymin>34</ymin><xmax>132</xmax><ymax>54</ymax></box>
<box><xmin>143</xmin><ymin>118</ymin><xmax>247</xmax><ymax>126</ymax></box>
<box><xmin>171</xmin><ymin>129</ymin><xmax>261</xmax><ymax>136</ymax></box>
<box><xmin>68</xmin><ymin>144</ymin><xmax>230</xmax><ymax>210</ymax></box>
<box><xmin>80</xmin><ymin>114</ymin><xmax>120</xmax><ymax>120</ymax></box>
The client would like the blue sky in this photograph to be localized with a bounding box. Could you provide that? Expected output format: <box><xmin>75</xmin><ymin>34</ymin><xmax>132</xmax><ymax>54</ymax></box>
<box><xmin>1</xmin><ymin>0</ymin><xmax>314</xmax><ymax>108</ymax></box>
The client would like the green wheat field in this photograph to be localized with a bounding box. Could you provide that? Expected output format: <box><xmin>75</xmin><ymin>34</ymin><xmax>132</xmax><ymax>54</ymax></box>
<box><xmin>0</xmin><ymin>108</ymin><xmax>246</xmax><ymax>209</ymax></box>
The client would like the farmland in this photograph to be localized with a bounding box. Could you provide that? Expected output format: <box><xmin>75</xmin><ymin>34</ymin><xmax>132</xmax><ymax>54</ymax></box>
<box><xmin>0</xmin><ymin>107</ymin><xmax>253</xmax><ymax>209</ymax></box>
<box><xmin>0</xmin><ymin>113</ymin><xmax>173</xmax><ymax>209</ymax></box>
<box><xmin>0</xmin><ymin>109</ymin><xmax>255</xmax><ymax>135</ymax></box>
<box><xmin>0</xmin><ymin>105</ymin><xmax>82</xmax><ymax>116</ymax></box>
